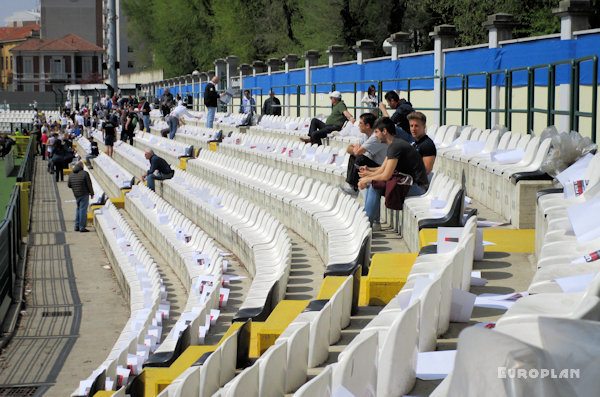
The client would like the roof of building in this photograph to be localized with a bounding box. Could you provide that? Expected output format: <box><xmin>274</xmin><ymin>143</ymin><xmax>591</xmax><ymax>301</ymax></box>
<box><xmin>10</xmin><ymin>33</ymin><xmax>103</xmax><ymax>52</ymax></box>
<box><xmin>0</xmin><ymin>24</ymin><xmax>40</xmax><ymax>42</ymax></box>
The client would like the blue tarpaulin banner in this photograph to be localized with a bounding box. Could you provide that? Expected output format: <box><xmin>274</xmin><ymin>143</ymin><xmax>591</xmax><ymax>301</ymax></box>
<box><xmin>159</xmin><ymin>33</ymin><xmax>598</xmax><ymax>95</ymax></box>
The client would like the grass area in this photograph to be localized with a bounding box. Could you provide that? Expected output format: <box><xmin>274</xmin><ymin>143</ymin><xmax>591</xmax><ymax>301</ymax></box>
<box><xmin>0</xmin><ymin>154</ymin><xmax>23</xmax><ymax>217</ymax></box>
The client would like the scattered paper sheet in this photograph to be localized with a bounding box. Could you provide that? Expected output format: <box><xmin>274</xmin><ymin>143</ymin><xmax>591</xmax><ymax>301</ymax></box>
<box><xmin>332</xmin><ymin>385</ymin><xmax>356</xmax><ymax>397</ymax></box>
<box><xmin>416</xmin><ymin>350</ymin><xmax>457</xmax><ymax>380</ymax></box>
<box><xmin>470</xmin><ymin>271</ymin><xmax>488</xmax><ymax>286</ymax></box>
<box><xmin>409</xmin><ymin>277</ymin><xmax>433</xmax><ymax>305</ymax></box>
<box><xmin>219</xmin><ymin>288</ymin><xmax>230</xmax><ymax>307</ymax></box>
<box><xmin>567</xmin><ymin>195</ymin><xmax>600</xmax><ymax>242</ymax></box>
<box><xmin>554</xmin><ymin>273</ymin><xmax>595</xmax><ymax>293</ymax></box>
<box><xmin>482</xmin><ymin>240</ymin><xmax>496</xmax><ymax>246</ymax></box>
<box><xmin>450</xmin><ymin>288</ymin><xmax>476</xmax><ymax>322</ymax></box>
<box><xmin>474</xmin><ymin>292</ymin><xmax>527</xmax><ymax>310</ymax></box>
<box><xmin>557</xmin><ymin>153</ymin><xmax>594</xmax><ymax>187</ymax></box>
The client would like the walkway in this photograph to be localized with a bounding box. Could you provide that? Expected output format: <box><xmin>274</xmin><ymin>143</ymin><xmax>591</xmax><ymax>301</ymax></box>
<box><xmin>0</xmin><ymin>159</ymin><xmax>128</xmax><ymax>397</ymax></box>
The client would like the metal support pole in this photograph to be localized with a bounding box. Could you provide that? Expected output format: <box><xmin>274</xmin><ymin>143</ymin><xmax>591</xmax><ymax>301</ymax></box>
<box><xmin>108</xmin><ymin>0</ymin><xmax>118</xmax><ymax>94</ymax></box>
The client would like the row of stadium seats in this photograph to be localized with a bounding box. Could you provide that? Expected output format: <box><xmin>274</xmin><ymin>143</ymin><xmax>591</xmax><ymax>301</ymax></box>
<box><xmin>186</xmin><ymin>150</ymin><xmax>371</xmax><ymax>284</ymax></box>
<box><xmin>219</xmin><ymin>132</ymin><xmax>348</xmax><ymax>186</ymax></box>
<box><xmin>432</xmin><ymin>125</ymin><xmax>553</xmax><ymax>227</ymax></box>
<box><xmin>295</xmin><ymin>216</ymin><xmax>477</xmax><ymax>395</ymax></box>
<box><xmin>75</xmin><ymin>202</ymin><xmax>167</xmax><ymax>396</ymax></box>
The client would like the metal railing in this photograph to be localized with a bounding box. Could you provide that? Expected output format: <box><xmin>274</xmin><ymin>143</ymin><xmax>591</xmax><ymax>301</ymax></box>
<box><xmin>17</xmin><ymin>135</ymin><xmax>37</xmax><ymax>182</ymax></box>
<box><xmin>154</xmin><ymin>56</ymin><xmax>598</xmax><ymax>141</ymax></box>
<box><xmin>0</xmin><ymin>185</ymin><xmax>22</xmax><ymax>327</ymax></box>
<box><xmin>443</xmin><ymin>55</ymin><xmax>597</xmax><ymax>141</ymax></box>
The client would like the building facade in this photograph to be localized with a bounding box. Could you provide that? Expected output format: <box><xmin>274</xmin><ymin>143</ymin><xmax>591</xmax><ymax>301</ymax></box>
<box><xmin>10</xmin><ymin>34</ymin><xmax>103</xmax><ymax>92</ymax></box>
<box><xmin>0</xmin><ymin>25</ymin><xmax>41</xmax><ymax>91</ymax></box>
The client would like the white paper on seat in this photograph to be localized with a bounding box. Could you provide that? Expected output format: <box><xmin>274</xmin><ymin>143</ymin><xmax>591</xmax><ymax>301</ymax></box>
<box><xmin>563</xmin><ymin>179</ymin><xmax>590</xmax><ymax>199</ymax></box>
<box><xmin>567</xmin><ymin>194</ymin><xmax>600</xmax><ymax>242</ymax></box>
<box><xmin>198</xmin><ymin>325</ymin><xmax>207</xmax><ymax>344</ymax></box>
<box><xmin>437</xmin><ymin>227</ymin><xmax>463</xmax><ymax>254</ymax></box>
<box><xmin>219</xmin><ymin>288</ymin><xmax>230</xmax><ymax>307</ymax></box>
<box><xmin>416</xmin><ymin>350</ymin><xmax>456</xmax><ymax>380</ymax></box>
<box><xmin>450</xmin><ymin>288</ymin><xmax>476</xmax><ymax>322</ymax></box>
<box><xmin>470</xmin><ymin>271</ymin><xmax>487</xmax><ymax>287</ymax></box>
<box><xmin>116</xmin><ymin>366</ymin><xmax>130</xmax><ymax>388</ymax></box>
<box><xmin>410</xmin><ymin>277</ymin><xmax>433</xmax><ymax>304</ymax></box>
<box><xmin>556</xmin><ymin>152</ymin><xmax>594</xmax><ymax>187</ymax></box>
<box><xmin>554</xmin><ymin>273</ymin><xmax>595</xmax><ymax>293</ymax></box>
<box><xmin>461</xmin><ymin>141</ymin><xmax>486</xmax><ymax>155</ymax></box>
<box><xmin>332</xmin><ymin>385</ymin><xmax>355</xmax><ymax>397</ymax></box>
<box><xmin>491</xmin><ymin>148</ymin><xmax>525</xmax><ymax>164</ymax></box>
<box><xmin>474</xmin><ymin>292</ymin><xmax>527</xmax><ymax>309</ymax></box>
<box><xmin>210</xmin><ymin>309</ymin><xmax>220</xmax><ymax>325</ymax></box>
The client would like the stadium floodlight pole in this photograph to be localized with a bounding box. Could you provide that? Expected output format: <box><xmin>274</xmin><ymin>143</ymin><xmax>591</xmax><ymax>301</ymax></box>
<box><xmin>108</xmin><ymin>0</ymin><xmax>118</xmax><ymax>95</ymax></box>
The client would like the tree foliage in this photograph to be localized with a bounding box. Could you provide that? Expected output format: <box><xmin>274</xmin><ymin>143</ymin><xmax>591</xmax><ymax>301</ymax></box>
<box><xmin>121</xmin><ymin>0</ymin><xmax>598</xmax><ymax>78</ymax></box>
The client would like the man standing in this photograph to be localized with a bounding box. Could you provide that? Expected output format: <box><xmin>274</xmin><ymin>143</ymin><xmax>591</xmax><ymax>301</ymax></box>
<box><xmin>142</xmin><ymin>148</ymin><xmax>174</xmax><ymax>191</ymax></box>
<box><xmin>239</xmin><ymin>89</ymin><xmax>256</xmax><ymax>114</ymax></box>
<box><xmin>339</xmin><ymin>113</ymin><xmax>387</xmax><ymax>197</ymax></box>
<box><xmin>68</xmin><ymin>161</ymin><xmax>94</xmax><ymax>232</ymax></box>
<box><xmin>102</xmin><ymin>116</ymin><xmax>116</xmax><ymax>157</ymax></box>
<box><xmin>139</xmin><ymin>96</ymin><xmax>151</xmax><ymax>131</ymax></box>
<box><xmin>379</xmin><ymin>91</ymin><xmax>415</xmax><ymax>141</ymax></box>
<box><xmin>204</xmin><ymin>76</ymin><xmax>221</xmax><ymax>129</ymax></box>
<box><xmin>262</xmin><ymin>90</ymin><xmax>281</xmax><ymax>116</ymax></box>
<box><xmin>358</xmin><ymin>117</ymin><xmax>429</xmax><ymax>229</ymax></box>
<box><xmin>407</xmin><ymin>112</ymin><xmax>436</xmax><ymax>175</ymax></box>
<box><xmin>302</xmin><ymin>91</ymin><xmax>355</xmax><ymax>145</ymax></box>
<box><xmin>160</xmin><ymin>88</ymin><xmax>174</xmax><ymax>117</ymax></box>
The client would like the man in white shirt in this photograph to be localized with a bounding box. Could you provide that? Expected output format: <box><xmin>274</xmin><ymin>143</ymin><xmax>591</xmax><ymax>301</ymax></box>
<box><xmin>74</xmin><ymin>111</ymin><xmax>84</xmax><ymax>127</ymax></box>
<box><xmin>239</xmin><ymin>90</ymin><xmax>256</xmax><ymax>114</ymax></box>
<box><xmin>167</xmin><ymin>104</ymin><xmax>201</xmax><ymax>139</ymax></box>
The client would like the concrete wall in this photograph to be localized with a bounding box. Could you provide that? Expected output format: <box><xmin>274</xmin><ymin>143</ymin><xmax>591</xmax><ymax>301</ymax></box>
<box><xmin>116</xmin><ymin>69</ymin><xmax>163</xmax><ymax>85</ymax></box>
<box><xmin>41</xmin><ymin>0</ymin><xmax>102</xmax><ymax>46</ymax></box>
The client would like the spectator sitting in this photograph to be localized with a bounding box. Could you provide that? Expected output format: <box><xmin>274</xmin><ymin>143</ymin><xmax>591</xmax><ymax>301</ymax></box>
<box><xmin>141</xmin><ymin>148</ymin><xmax>174</xmax><ymax>191</ymax></box>
<box><xmin>301</xmin><ymin>91</ymin><xmax>355</xmax><ymax>145</ymax></box>
<box><xmin>378</xmin><ymin>91</ymin><xmax>415</xmax><ymax>142</ymax></box>
<box><xmin>407</xmin><ymin>111</ymin><xmax>436</xmax><ymax>175</ymax></box>
<box><xmin>262</xmin><ymin>90</ymin><xmax>281</xmax><ymax>116</ymax></box>
<box><xmin>85</xmin><ymin>136</ymin><xmax>99</xmax><ymax>168</ymax></box>
<box><xmin>0</xmin><ymin>133</ymin><xmax>15</xmax><ymax>157</ymax></box>
<box><xmin>338</xmin><ymin>113</ymin><xmax>387</xmax><ymax>197</ymax></box>
<box><xmin>361</xmin><ymin>84</ymin><xmax>378</xmax><ymax>114</ymax></box>
<box><xmin>358</xmin><ymin>117</ymin><xmax>429</xmax><ymax>230</ymax></box>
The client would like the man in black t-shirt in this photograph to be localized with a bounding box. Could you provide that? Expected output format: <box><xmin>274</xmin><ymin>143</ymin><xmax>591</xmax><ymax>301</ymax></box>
<box><xmin>85</xmin><ymin>136</ymin><xmax>99</xmax><ymax>168</ymax></box>
<box><xmin>102</xmin><ymin>116</ymin><xmax>116</xmax><ymax>157</ymax></box>
<box><xmin>358</xmin><ymin>117</ymin><xmax>428</xmax><ymax>227</ymax></box>
<box><xmin>407</xmin><ymin>111</ymin><xmax>436</xmax><ymax>175</ymax></box>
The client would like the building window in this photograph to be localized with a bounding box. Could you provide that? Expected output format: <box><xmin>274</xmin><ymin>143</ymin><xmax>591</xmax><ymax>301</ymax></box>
<box><xmin>82</xmin><ymin>57</ymin><xmax>92</xmax><ymax>75</ymax></box>
<box><xmin>128</xmin><ymin>61</ymin><xmax>134</xmax><ymax>68</ymax></box>
<box><xmin>127</xmin><ymin>46</ymin><xmax>133</xmax><ymax>53</ymax></box>
<box><xmin>23</xmin><ymin>57</ymin><xmax>33</xmax><ymax>78</ymax></box>
<box><xmin>51</xmin><ymin>57</ymin><xmax>65</xmax><ymax>78</ymax></box>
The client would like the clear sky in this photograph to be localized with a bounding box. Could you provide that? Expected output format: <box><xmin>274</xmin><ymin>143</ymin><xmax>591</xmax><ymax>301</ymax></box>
<box><xmin>0</xmin><ymin>0</ymin><xmax>40</xmax><ymax>27</ymax></box>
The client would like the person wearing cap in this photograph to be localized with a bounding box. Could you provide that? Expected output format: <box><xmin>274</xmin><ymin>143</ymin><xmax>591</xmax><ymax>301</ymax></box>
<box><xmin>302</xmin><ymin>91</ymin><xmax>355</xmax><ymax>145</ymax></box>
